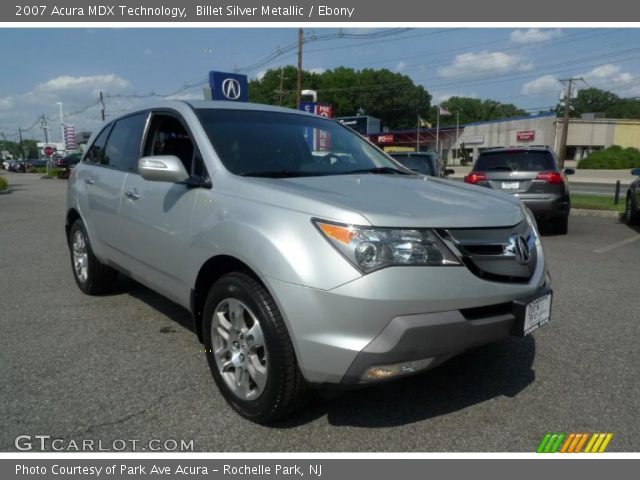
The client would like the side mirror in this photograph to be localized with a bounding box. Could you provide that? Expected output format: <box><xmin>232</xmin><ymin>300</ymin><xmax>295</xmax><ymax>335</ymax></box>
<box><xmin>631</xmin><ymin>168</ymin><xmax>640</xmax><ymax>176</ymax></box>
<box><xmin>446</xmin><ymin>168</ymin><xmax>455</xmax><ymax>175</ymax></box>
<box><xmin>564</xmin><ymin>168</ymin><xmax>575</xmax><ymax>175</ymax></box>
<box><xmin>138</xmin><ymin>155</ymin><xmax>189</xmax><ymax>183</ymax></box>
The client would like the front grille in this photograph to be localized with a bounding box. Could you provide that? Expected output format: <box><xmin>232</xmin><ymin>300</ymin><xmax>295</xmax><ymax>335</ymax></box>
<box><xmin>438</xmin><ymin>221</ymin><xmax>537</xmax><ymax>283</ymax></box>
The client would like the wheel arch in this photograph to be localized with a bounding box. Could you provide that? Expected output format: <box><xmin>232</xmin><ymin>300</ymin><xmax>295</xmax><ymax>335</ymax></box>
<box><xmin>191</xmin><ymin>255</ymin><xmax>266</xmax><ymax>343</ymax></box>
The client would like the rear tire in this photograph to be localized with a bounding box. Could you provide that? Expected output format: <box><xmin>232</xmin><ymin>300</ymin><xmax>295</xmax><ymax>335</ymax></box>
<box><xmin>68</xmin><ymin>219</ymin><xmax>118</xmax><ymax>295</ymax></box>
<box><xmin>624</xmin><ymin>194</ymin><xmax>640</xmax><ymax>225</ymax></box>
<box><xmin>203</xmin><ymin>272</ymin><xmax>309</xmax><ymax>423</ymax></box>
<box><xmin>555</xmin><ymin>215</ymin><xmax>569</xmax><ymax>235</ymax></box>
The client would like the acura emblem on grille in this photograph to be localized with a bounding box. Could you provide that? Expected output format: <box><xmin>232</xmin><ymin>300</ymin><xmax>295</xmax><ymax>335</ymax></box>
<box><xmin>505</xmin><ymin>234</ymin><xmax>531</xmax><ymax>265</ymax></box>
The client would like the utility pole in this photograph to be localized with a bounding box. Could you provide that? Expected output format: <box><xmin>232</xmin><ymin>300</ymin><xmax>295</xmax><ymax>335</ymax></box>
<box><xmin>41</xmin><ymin>115</ymin><xmax>50</xmax><ymax>177</ymax></box>
<box><xmin>296</xmin><ymin>28</ymin><xmax>303</xmax><ymax>110</ymax></box>
<box><xmin>557</xmin><ymin>77</ymin><xmax>582</xmax><ymax>169</ymax></box>
<box><xmin>18</xmin><ymin>127</ymin><xmax>24</xmax><ymax>159</ymax></box>
<box><xmin>278</xmin><ymin>67</ymin><xmax>286</xmax><ymax>106</ymax></box>
<box><xmin>99</xmin><ymin>91</ymin><xmax>106</xmax><ymax>121</ymax></box>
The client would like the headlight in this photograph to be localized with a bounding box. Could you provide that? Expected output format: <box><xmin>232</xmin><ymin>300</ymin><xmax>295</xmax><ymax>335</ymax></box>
<box><xmin>522</xmin><ymin>206</ymin><xmax>541</xmax><ymax>246</ymax></box>
<box><xmin>313</xmin><ymin>220</ymin><xmax>461</xmax><ymax>274</ymax></box>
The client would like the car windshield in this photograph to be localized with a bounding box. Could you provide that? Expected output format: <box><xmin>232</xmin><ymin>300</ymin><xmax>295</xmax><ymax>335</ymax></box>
<box><xmin>390</xmin><ymin>154</ymin><xmax>437</xmax><ymax>176</ymax></box>
<box><xmin>196</xmin><ymin>109</ymin><xmax>409</xmax><ymax>178</ymax></box>
<box><xmin>474</xmin><ymin>150</ymin><xmax>556</xmax><ymax>172</ymax></box>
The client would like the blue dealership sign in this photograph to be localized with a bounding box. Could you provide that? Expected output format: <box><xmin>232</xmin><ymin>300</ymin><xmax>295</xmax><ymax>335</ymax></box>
<box><xmin>209</xmin><ymin>71</ymin><xmax>248</xmax><ymax>102</ymax></box>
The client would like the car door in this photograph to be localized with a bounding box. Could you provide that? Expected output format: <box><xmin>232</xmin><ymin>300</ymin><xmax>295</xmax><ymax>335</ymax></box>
<box><xmin>79</xmin><ymin>122</ymin><xmax>129</xmax><ymax>259</ymax></box>
<box><xmin>118</xmin><ymin>111</ymin><xmax>204</xmax><ymax>307</ymax></box>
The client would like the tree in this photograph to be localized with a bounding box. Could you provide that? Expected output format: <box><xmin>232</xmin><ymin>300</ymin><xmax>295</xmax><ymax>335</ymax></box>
<box><xmin>1</xmin><ymin>138</ymin><xmax>39</xmax><ymax>159</ymax></box>
<box><xmin>434</xmin><ymin>97</ymin><xmax>527</xmax><ymax>125</ymax></box>
<box><xmin>248</xmin><ymin>66</ymin><xmax>431</xmax><ymax>130</ymax></box>
<box><xmin>555</xmin><ymin>87</ymin><xmax>620</xmax><ymax>117</ymax></box>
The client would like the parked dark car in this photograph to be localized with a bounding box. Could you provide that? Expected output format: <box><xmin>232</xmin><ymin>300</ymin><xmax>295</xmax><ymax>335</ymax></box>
<box><xmin>464</xmin><ymin>147</ymin><xmax>574</xmax><ymax>234</ymax></box>
<box><xmin>389</xmin><ymin>151</ymin><xmax>454</xmax><ymax>178</ymax></box>
<box><xmin>7</xmin><ymin>160</ymin><xmax>25</xmax><ymax>172</ymax></box>
<box><xmin>25</xmin><ymin>158</ymin><xmax>47</xmax><ymax>169</ymax></box>
<box><xmin>623</xmin><ymin>168</ymin><xmax>640</xmax><ymax>225</ymax></box>
<box><xmin>55</xmin><ymin>153</ymin><xmax>82</xmax><ymax>169</ymax></box>
<box><xmin>13</xmin><ymin>160</ymin><xmax>27</xmax><ymax>172</ymax></box>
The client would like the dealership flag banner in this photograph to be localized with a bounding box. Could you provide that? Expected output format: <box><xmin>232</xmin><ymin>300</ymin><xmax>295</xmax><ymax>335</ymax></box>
<box><xmin>63</xmin><ymin>124</ymin><xmax>76</xmax><ymax>150</ymax></box>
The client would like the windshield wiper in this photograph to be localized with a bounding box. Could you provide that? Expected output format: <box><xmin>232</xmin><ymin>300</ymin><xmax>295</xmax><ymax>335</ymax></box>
<box><xmin>339</xmin><ymin>167</ymin><xmax>410</xmax><ymax>175</ymax></box>
<box><xmin>238</xmin><ymin>171</ymin><xmax>324</xmax><ymax>178</ymax></box>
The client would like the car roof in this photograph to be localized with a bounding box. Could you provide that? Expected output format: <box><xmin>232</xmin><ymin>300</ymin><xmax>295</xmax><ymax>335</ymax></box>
<box><xmin>389</xmin><ymin>151</ymin><xmax>437</xmax><ymax>157</ymax></box>
<box><xmin>480</xmin><ymin>147</ymin><xmax>551</xmax><ymax>154</ymax></box>
<box><xmin>109</xmin><ymin>100</ymin><xmax>322</xmax><ymax>125</ymax></box>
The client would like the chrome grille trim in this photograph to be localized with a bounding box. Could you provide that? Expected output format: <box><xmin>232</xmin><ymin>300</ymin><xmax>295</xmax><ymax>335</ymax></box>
<box><xmin>437</xmin><ymin>220</ymin><xmax>537</xmax><ymax>282</ymax></box>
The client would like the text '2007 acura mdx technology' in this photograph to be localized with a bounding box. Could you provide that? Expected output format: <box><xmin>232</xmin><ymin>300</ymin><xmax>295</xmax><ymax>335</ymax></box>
<box><xmin>67</xmin><ymin>101</ymin><xmax>552</xmax><ymax>422</ymax></box>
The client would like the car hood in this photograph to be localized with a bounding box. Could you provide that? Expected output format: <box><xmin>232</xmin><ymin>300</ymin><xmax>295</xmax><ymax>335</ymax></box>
<box><xmin>248</xmin><ymin>173</ymin><xmax>524</xmax><ymax>228</ymax></box>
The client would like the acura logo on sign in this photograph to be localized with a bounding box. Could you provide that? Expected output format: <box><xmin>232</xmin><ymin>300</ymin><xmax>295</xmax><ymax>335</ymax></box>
<box><xmin>505</xmin><ymin>235</ymin><xmax>531</xmax><ymax>264</ymax></box>
<box><xmin>221</xmin><ymin>78</ymin><xmax>241</xmax><ymax>100</ymax></box>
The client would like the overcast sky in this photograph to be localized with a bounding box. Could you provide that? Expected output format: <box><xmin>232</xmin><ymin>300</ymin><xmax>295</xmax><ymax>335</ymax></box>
<box><xmin>1</xmin><ymin>27</ymin><xmax>639</xmax><ymax>143</ymax></box>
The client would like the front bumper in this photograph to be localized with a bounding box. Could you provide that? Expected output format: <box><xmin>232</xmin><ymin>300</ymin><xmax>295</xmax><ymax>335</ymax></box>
<box><xmin>264</xmin><ymin>245</ymin><xmax>549</xmax><ymax>385</ymax></box>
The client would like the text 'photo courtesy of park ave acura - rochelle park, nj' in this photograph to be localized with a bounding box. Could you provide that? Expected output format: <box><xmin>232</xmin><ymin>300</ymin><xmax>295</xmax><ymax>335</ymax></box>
<box><xmin>0</xmin><ymin>22</ymin><xmax>639</xmax><ymax>468</ymax></box>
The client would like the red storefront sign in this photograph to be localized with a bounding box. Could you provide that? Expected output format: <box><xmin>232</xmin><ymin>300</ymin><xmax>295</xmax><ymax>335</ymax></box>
<box><xmin>517</xmin><ymin>130</ymin><xmax>536</xmax><ymax>141</ymax></box>
<box><xmin>316</xmin><ymin>104</ymin><xmax>333</xmax><ymax>118</ymax></box>
<box><xmin>377</xmin><ymin>134</ymin><xmax>394</xmax><ymax>143</ymax></box>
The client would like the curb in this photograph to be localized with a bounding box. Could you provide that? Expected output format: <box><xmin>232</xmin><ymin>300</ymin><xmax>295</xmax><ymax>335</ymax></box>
<box><xmin>570</xmin><ymin>208</ymin><xmax>621</xmax><ymax>219</ymax></box>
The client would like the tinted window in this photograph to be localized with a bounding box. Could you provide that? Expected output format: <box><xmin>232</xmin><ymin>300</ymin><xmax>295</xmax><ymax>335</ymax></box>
<box><xmin>102</xmin><ymin>113</ymin><xmax>148</xmax><ymax>171</ymax></box>
<box><xmin>196</xmin><ymin>109</ymin><xmax>406</xmax><ymax>178</ymax></box>
<box><xmin>390</xmin><ymin>154</ymin><xmax>437</xmax><ymax>176</ymax></box>
<box><xmin>474</xmin><ymin>150</ymin><xmax>556</xmax><ymax>172</ymax></box>
<box><xmin>145</xmin><ymin>114</ymin><xmax>195</xmax><ymax>174</ymax></box>
<box><xmin>84</xmin><ymin>125</ymin><xmax>112</xmax><ymax>164</ymax></box>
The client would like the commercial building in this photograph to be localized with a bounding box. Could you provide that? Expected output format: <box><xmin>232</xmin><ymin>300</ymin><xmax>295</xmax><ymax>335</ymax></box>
<box><xmin>368</xmin><ymin>113</ymin><xmax>640</xmax><ymax>163</ymax></box>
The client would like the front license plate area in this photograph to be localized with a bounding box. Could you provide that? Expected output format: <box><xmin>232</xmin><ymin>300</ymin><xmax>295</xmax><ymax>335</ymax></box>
<box><xmin>513</xmin><ymin>289</ymin><xmax>552</xmax><ymax>336</ymax></box>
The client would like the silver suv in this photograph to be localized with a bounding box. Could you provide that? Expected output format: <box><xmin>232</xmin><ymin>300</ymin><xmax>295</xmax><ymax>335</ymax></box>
<box><xmin>67</xmin><ymin>101</ymin><xmax>552</xmax><ymax>422</ymax></box>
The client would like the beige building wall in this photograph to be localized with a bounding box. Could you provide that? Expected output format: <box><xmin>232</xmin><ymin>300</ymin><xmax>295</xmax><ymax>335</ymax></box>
<box><xmin>613</xmin><ymin>121</ymin><xmax>640</xmax><ymax>149</ymax></box>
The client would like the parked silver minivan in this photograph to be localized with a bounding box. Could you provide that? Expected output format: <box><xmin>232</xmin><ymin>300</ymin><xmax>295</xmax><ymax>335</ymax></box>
<box><xmin>67</xmin><ymin>101</ymin><xmax>552</xmax><ymax>422</ymax></box>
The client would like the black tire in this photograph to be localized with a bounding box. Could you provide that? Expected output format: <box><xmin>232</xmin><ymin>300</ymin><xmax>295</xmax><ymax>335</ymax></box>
<box><xmin>68</xmin><ymin>219</ymin><xmax>118</xmax><ymax>295</ymax></box>
<box><xmin>624</xmin><ymin>194</ymin><xmax>640</xmax><ymax>225</ymax></box>
<box><xmin>203</xmin><ymin>272</ymin><xmax>309</xmax><ymax>423</ymax></box>
<box><xmin>555</xmin><ymin>215</ymin><xmax>569</xmax><ymax>235</ymax></box>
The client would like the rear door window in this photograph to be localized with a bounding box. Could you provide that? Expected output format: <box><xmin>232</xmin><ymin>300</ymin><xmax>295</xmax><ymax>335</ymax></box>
<box><xmin>102</xmin><ymin>113</ymin><xmax>148</xmax><ymax>172</ymax></box>
<box><xmin>84</xmin><ymin>124</ymin><xmax>112</xmax><ymax>164</ymax></box>
<box><xmin>475</xmin><ymin>151</ymin><xmax>556</xmax><ymax>172</ymax></box>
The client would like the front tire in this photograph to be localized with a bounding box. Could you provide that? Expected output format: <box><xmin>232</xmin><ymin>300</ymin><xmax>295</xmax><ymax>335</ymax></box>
<box><xmin>68</xmin><ymin>219</ymin><xmax>118</xmax><ymax>295</ymax></box>
<box><xmin>203</xmin><ymin>272</ymin><xmax>309</xmax><ymax>423</ymax></box>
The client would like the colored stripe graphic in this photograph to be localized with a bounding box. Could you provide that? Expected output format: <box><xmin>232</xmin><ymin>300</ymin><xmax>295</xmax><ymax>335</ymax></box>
<box><xmin>537</xmin><ymin>433</ymin><xmax>565</xmax><ymax>453</ymax></box>
<box><xmin>585</xmin><ymin>433</ymin><xmax>613</xmax><ymax>453</ymax></box>
<box><xmin>539</xmin><ymin>433</ymin><xmax>613</xmax><ymax>453</ymax></box>
<box><xmin>574</xmin><ymin>433</ymin><xmax>590</xmax><ymax>453</ymax></box>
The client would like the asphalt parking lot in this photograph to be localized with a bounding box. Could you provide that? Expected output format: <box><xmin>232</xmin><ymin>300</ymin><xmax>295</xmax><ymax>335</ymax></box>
<box><xmin>1</xmin><ymin>171</ymin><xmax>638</xmax><ymax>452</ymax></box>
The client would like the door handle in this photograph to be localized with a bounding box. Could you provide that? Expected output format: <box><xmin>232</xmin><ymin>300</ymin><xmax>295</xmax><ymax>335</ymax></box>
<box><xmin>125</xmin><ymin>189</ymin><xmax>140</xmax><ymax>200</ymax></box>
<box><xmin>84</xmin><ymin>177</ymin><xmax>95</xmax><ymax>185</ymax></box>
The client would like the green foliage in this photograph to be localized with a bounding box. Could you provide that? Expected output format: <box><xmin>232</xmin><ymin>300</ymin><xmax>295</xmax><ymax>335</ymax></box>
<box><xmin>555</xmin><ymin>87</ymin><xmax>640</xmax><ymax>119</ymax></box>
<box><xmin>578</xmin><ymin>145</ymin><xmax>640</xmax><ymax>170</ymax></box>
<box><xmin>0</xmin><ymin>176</ymin><xmax>7</xmax><ymax>190</ymax></box>
<box><xmin>248</xmin><ymin>66</ymin><xmax>431</xmax><ymax>130</ymax></box>
<box><xmin>571</xmin><ymin>194</ymin><xmax>625</xmax><ymax>212</ymax></box>
<box><xmin>437</xmin><ymin>97</ymin><xmax>527</xmax><ymax>125</ymax></box>
<box><xmin>1</xmin><ymin>138</ymin><xmax>39</xmax><ymax>159</ymax></box>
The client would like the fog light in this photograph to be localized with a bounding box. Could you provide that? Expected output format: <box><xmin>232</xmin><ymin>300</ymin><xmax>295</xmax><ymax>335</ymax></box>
<box><xmin>362</xmin><ymin>358</ymin><xmax>434</xmax><ymax>382</ymax></box>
